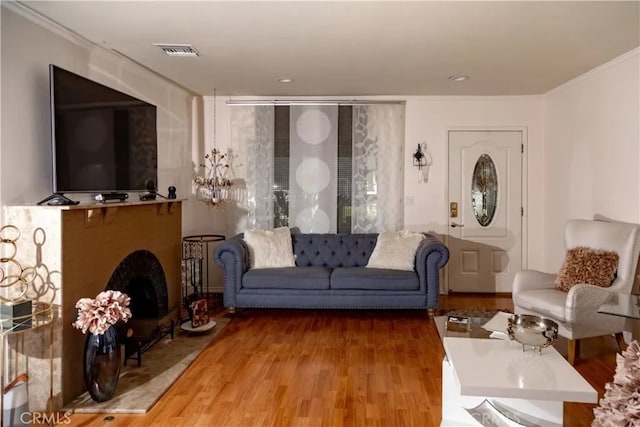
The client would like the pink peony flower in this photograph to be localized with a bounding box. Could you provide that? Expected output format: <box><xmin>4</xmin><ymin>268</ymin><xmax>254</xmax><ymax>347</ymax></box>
<box><xmin>72</xmin><ymin>290</ymin><xmax>131</xmax><ymax>335</ymax></box>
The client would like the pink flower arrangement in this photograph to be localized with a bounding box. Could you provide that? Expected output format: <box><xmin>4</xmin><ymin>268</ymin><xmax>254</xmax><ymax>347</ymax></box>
<box><xmin>72</xmin><ymin>290</ymin><xmax>132</xmax><ymax>335</ymax></box>
<box><xmin>593</xmin><ymin>340</ymin><xmax>640</xmax><ymax>426</ymax></box>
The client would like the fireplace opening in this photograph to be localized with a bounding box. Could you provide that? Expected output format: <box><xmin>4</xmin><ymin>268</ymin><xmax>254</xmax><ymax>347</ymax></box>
<box><xmin>105</xmin><ymin>249</ymin><xmax>174</xmax><ymax>365</ymax></box>
<box><xmin>125</xmin><ymin>276</ymin><xmax>161</xmax><ymax>320</ymax></box>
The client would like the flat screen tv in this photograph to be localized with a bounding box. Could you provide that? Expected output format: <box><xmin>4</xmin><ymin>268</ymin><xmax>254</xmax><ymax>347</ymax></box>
<box><xmin>48</xmin><ymin>64</ymin><xmax>158</xmax><ymax>197</ymax></box>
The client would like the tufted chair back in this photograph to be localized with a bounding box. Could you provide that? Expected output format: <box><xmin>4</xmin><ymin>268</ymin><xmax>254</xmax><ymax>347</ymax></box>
<box><xmin>564</xmin><ymin>219</ymin><xmax>640</xmax><ymax>295</ymax></box>
<box><xmin>292</xmin><ymin>233</ymin><xmax>379</xmax><ymax>268</ymax></box>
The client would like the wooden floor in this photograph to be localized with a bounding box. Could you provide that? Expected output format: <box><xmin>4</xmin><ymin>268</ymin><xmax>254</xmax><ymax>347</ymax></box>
<box><xmin>61</xmin><ymin>294</ymin><xmax>619</xmax><ymax>426</ymax></box>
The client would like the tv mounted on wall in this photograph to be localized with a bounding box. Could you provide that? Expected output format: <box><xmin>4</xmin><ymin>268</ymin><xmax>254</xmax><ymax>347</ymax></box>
<box><xmin>39</xmin><ymin>64</ymin><xmax>158</xmax><ymax>205</ymax></box>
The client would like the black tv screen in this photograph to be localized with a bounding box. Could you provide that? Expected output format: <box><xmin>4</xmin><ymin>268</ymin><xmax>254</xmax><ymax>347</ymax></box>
<box><xmin>49</xmin><ymin>64</ymin><xmax>158</xmax><ymax>193</ymax></box>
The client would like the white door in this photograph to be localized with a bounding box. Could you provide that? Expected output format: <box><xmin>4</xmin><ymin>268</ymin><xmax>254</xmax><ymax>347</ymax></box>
<box><xmin>447</xmin><ymin>130</ymin><xmax>523</xmax><ymax>293</ymax></box>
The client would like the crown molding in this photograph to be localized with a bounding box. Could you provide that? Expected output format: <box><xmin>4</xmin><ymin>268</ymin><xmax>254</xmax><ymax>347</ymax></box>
<box><xmin>546</xmin><ymin>47</ymin><xmax>640</xmax><ymax>96</ymax></box>
<box><xmin>2</xmin><ymin>1</ymin><xmax>198</xmax><ymax>97</ymax></box>
<box><xmin>3</xmin><ymin>1</ymin><xmax>94</xmax><ymax>50</ymax></box>
<box><xmin>220</xmin><ymin>94</ymin><xmax>545</xmax><ymax>104</ymax></box>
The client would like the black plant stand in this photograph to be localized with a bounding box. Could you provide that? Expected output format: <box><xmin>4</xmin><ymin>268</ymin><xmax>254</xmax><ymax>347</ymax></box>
<box><xmin>181</xmin><ymin>234</ymin><xmax>225</xmax><ymax>323</ymax></box>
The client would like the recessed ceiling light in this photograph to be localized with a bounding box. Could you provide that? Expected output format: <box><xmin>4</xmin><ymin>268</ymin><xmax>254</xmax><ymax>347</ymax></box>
<box><xmin>448</xmin><ymin>75</ymin><xmax>469</xmax><ymax>82</ymax></box>
<box><xmin>277</xmin><ymin>77</ymin><xmax>294</xmax><ymax>83</ymax></box>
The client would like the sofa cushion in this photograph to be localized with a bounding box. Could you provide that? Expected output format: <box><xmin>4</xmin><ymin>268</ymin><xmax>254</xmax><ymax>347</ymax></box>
<box><xmin>244</xmin><ymin>227</ymin><xmax>296</xmax><ymax>269</ymax></box>
<box><xmin>242</xmin><ymin>267</ymin><xmax>331</xmax><ymax>290</ymax></box>
<box><xmin>330</xmin><ymin>267</ymin><xmax>419</xmax><ymax>291</ymax></box>
<box><xmin>366</xmin><ymin>230</ymin><xmax>424</xmax><ymax>271</ymax></box>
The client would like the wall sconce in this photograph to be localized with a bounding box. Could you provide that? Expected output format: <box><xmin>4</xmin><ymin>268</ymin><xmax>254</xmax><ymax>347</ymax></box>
<box><xmin>413</xmin><ymin>144</ymin><xmax>427</xmax><ymax>169</ymax></box>
<box><xmin>412</xmin><ymin>143</ymin><xmax>433</xmax><ymax>183</ymax></box>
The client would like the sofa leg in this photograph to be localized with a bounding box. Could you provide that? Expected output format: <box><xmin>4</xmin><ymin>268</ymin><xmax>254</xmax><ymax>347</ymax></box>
<box><xmin>228</xmin><ymin>307</ymin><xmax>236</xmax><ymax>314</ymax></box>
<box><xmin>427</xmin><ymin>308</ymin><xmax>436</xmax><ymax>318</ymax></box>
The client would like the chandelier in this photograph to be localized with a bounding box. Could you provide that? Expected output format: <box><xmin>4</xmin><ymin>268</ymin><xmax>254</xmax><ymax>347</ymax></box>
<box><xmin>193</xmin><ymin>88</ymin><xmax>234</xmax><ymax>208</ymax></box>
<box><xmin>194</xmin><ymin>148</ymin><xmax>233</xmax><ymax>208</ymax></box>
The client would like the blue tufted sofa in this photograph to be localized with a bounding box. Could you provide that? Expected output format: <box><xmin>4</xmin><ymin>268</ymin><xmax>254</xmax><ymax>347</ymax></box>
<box><xmin>214</xmin><ymin>232</ymin><xmax>449</xmax><ymax>315</ymax></box>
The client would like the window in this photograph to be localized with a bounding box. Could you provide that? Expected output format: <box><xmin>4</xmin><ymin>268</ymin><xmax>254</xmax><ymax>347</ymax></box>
<box><xmin>230</xmin><ymin>103</ymin><xmax>404</xmax><ymax>233</ymax></box>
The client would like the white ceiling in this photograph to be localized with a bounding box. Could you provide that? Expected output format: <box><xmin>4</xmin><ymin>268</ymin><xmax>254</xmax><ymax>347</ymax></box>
<box><xmin>21</xmin><ymin>1</ymin><xmax>640</xmax><ymax>97</ymax></box>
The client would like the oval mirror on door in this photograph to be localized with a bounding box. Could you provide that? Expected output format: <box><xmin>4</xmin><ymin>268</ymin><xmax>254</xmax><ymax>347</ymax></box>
<box><xmin>471</xmin><ymin>153</ymin><xmax>498</xmax><ymax>227</ymax></box>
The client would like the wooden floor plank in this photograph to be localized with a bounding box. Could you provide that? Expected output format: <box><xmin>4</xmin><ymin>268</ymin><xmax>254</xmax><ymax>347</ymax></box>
<box><xmin>60</xmin><ymin>294</ymin><xmax>617</xmax><ymax>426</ymax></box>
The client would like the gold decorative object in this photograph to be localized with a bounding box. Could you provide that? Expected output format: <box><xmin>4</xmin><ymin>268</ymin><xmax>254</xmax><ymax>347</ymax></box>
<box><xmin>0</xmin><ymin>225</ymin><xmax>36</xmax><ymax>303</ymax></box>
<box><xmin>193</xmin><ymin>148</ymin><xmax>234</xmax><ymax>208</ymax></box>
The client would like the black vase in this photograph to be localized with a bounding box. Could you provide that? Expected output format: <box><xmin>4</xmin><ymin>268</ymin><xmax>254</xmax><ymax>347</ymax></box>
<box><xmin>83</xmin><ymin>326</ymin><xmax>121</xmax><ymax>402</ymax></box>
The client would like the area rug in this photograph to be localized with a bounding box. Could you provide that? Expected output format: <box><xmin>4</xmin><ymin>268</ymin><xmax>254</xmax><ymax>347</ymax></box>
<box><xmin>437</xmin><ymin>307</ymin><xmax>512</xmax><ymax>319</ymax></box>
<box><xmin>65</xmin><ymin>317</ymin><xmax>229</xmax><ymax>414</ymax></box>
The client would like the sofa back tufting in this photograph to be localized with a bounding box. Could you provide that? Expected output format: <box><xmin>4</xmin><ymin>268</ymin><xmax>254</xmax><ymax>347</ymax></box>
<box><xmin>292</xmin><ymin>233</ymin><xmax>378</xmax><ymax>268</ymax></box>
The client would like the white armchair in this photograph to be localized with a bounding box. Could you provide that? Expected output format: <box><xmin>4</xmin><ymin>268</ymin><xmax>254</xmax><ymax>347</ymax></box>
<box><xmin>512</xmin><ymin>219</ymin><xmax>640</xmax><ymax>364</ymax></box>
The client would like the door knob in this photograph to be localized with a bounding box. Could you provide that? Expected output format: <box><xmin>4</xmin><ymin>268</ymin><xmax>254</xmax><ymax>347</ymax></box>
<box><xmin>450</xmin><ymin>222</ymin><xmax>465</xmax><ymax>228</ymax></box>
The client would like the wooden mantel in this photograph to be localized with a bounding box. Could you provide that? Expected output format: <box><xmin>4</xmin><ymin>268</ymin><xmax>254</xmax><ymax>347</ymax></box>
<box><xmin>5</xmin><ymin>200</ymin><xmax>183</xmax><ymax>409</ymax></box>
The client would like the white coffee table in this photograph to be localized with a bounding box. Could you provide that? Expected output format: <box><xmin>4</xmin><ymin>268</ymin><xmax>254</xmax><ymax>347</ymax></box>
<box><xmin>441</xmin><ymin>337</ymin><xmax>597</xmax><ymax>426</ymax></box>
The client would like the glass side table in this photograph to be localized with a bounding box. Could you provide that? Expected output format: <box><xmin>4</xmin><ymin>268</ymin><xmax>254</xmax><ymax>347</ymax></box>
<box><xmin>597</xmin><ymin>293</ymin><xmax>638</xmax><ymax>353</ymax></box>
<box><xmin>1</xmin><ymin>302</ymin><xmax>55</xmax><ymax>426</ymax></box>
<box><xmin>598</xmin><ymin>293</ymin><xmax>640</xmax><ymax>319</ymax></box>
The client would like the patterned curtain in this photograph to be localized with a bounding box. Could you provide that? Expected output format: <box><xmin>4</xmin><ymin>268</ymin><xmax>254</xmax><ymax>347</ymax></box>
<box><xmin>288</xmin><ymin>106</ymin><xmax>338</xmax><ymax>233</ymax></box>
<box><xmin>352</xmin><ymin>104</ymin><xmax>404</xmax><ymax>232</ymax></box>
<box><xmin>229</xmin><ymin>106</ymin><xmax>274</xmax><ymax>230</ymax></box>
<box><xmin>231</xmin><ymin>103</ymin><xmax>404</xmax><ymax>233</ymax></box>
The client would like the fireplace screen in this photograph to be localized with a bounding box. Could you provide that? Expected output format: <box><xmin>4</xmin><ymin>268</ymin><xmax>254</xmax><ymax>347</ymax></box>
<box><xmin>105</xmin><ymin>249</ymin><xmax>168</xmax><ymax>319</ymax></box>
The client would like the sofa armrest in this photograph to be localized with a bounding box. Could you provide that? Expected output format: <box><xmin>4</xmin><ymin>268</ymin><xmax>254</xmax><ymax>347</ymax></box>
<box><xmin>214</xmin><ymin>236</ymin><xmax>250</xmax><ymax>308</ymax></box>
<box><xmin>415</xmin><ymin>234</ymin><xmax>450</xmax><ymax>310</ymax></box>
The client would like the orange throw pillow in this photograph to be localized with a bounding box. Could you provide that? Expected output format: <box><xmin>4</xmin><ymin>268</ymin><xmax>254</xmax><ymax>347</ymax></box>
<box><xmin>554</xmin><ymin>247</ymin><xmax>619</xmax><ymax>292</ymax></box>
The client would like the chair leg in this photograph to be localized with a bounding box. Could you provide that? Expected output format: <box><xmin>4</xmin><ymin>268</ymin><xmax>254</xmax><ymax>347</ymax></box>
<box><xmin>567</xmin><ymin>339</ymin><xmax>580</xmax><ymax>365</ymax></box>
<box><xmin>614</xmin><ymin>332</ymin><xmax>626</xmax><ymax>352</ymax></box>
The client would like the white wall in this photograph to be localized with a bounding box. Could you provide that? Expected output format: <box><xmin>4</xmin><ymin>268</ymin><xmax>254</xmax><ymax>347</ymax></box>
<box><xmin>211</xmin><ymin>49</ymin><xmax>639</xmax><ymax>276</ymax></box>
<box><xmin>403</xmin><ymin>97</ymin><xmax>545</xmax><ymax>270</ymax></box>
<box><xmin>0</xmin><ymin>5</ymin><xmax>209</xmax><ymax>237</ymax></box>
<box><xmin>543</xmin><ymin>49</ymin><xmax>640</xmax><ymax>271</ymax></box>
<box><xmin>211</xmin><ymin>96</ymin><xmax>546</xmax><ymax>270</ymax></box>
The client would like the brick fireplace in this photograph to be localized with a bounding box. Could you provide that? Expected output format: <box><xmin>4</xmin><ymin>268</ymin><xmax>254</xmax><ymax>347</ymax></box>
<box><xmin>6</xmin><ymin>200</ymin><xmax>182</xmax><ymax>409</ymax></box>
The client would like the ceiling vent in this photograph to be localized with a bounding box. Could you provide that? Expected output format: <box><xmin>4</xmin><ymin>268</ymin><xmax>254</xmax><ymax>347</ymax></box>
<box><xmin>154</xmin><ymin>44</ymin><xmax>200</xmax><ymax>57</ymax></box>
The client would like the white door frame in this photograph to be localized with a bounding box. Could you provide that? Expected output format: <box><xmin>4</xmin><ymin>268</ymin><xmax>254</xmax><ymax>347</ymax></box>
<box><xmin>443</xmin><ymin>126</ymin><xmax>528</xmax><ymax>294</ymax></box>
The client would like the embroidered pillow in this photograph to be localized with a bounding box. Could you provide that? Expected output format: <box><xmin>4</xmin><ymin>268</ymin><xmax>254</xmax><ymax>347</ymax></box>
<box><xmin>244</xmin><ymin>227</ymin><xmax>296</xmax><ymax>269</ymax></box>
<box><xmin>554</xmin><ymin>247</ymin><xmax>619</xmax><ymax>292</ymax></box>
<box><xmin>366</xmin><ymin>230</ymin><xmax>425</xmax><ymax>271</ymax></box>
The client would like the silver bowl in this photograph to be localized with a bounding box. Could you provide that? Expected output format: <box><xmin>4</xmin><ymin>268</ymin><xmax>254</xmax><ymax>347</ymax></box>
<box><xmin>507</xmin><ymin>314</ymin><xmax>558</xmax><ymax>354</ymax></box>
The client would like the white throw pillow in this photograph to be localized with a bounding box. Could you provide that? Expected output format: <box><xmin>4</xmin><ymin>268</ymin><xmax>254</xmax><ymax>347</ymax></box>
<box><xmin>244</xmin><ymin>227</ymin><xmax>296</xmax><ymax>269</ymax></box>
<box><xmin>366</xmin><ymin>230</ymin><xmax>425</xmax><ymax>271</ymax></box>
